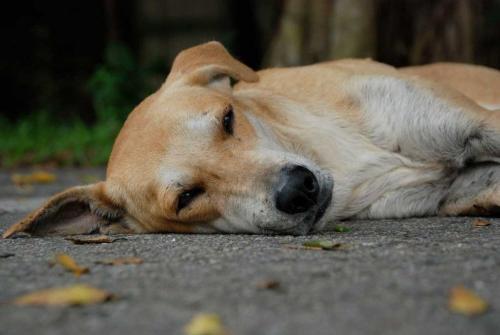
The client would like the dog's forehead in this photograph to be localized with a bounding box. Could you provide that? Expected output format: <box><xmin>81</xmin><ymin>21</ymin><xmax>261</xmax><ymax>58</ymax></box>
<box><xmin>107</xmin><ymin>87</ymin><xmax>229</xmax><ymax>182</ymax></box>
<box><xmin>156</xmin><ymin>86</ymin><xmax>229</xmax><ymax>113</ymax></box>
<box><xmin>158</xmin><ymin>168</ymin><xmax>188</xmax><ymax>188</ymax></box>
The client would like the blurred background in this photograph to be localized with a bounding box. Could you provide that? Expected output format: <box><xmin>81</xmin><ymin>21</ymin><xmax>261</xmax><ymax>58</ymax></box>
<box><xmin>1</xmin><ymin>0</ymin><xmax>499</xmax><ymax>167</ymax></box>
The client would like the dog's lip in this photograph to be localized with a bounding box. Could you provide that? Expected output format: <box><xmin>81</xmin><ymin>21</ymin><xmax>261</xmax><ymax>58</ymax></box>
<box><xmin>262</xmin><ymin>190</ymin><xmax>332</xmax><ymax>234</ymax></box>
<box><xmin>257</xmin><ymin>171</ymin><xmax>333</xmax><ymax>235</ymax></box>
<box><xmin>257</xmin><ymin>189</ymin><xmax>332</xmax><ymax>235</ymax></box>
<box><xmin>309</xmin><ymin>172</ymin><xmax>334</xmax><ymax>231</ymax></box>
<box><xmin>313</xmin><ymin>188</ymin><xmax>333</xmax><ymax>224</ymax></box>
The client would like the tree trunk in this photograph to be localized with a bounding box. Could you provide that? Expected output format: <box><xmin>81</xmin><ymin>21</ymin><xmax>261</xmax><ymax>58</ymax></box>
<box><xmin>265</xmin><ymin>0</ymin><xmax>376</xmax><ymax>67</ymax></box>
<box><xmin>329</xmin><ymin>0</ymin><xmax>376</xmax><ymax>59</ymax></box>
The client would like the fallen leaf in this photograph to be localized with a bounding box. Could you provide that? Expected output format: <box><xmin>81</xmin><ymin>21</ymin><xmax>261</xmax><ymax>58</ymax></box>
<box><xmin>281</xmin><ymin>243</ymin><xmax>319</xmax><ymax>250</ymax></box>
<box><xmin>65</xmin><ymin>235</ymin><xmax>120</xmax><ymax>244</ymax></box>
<box><xmin>449</xmin><ymin>285</ymin><xmax>489</xmax><ymax>316</ymax></box>
<box><xmin>303</xmin><ymin>240</ymin><xmax>346</xmax><ymax>250</ymax></box>
<box><xmin>0</xmin><ymin>253</ymin><xmax>15</xmax><ymax>258</ymax></box>
<box><xmin>256</xmin><ymin>279</ymin><xmax>281</xmax><ymax>290</ymax></box>
<box><xmin>185</xmin><ymin>313</ymin><xmax>229</xmax><ymax>335</ymax></box>
<box><xmin>54</xmin><ymin>253</ymin><xmax>89</xmax><ymax>276</ymax></box>
<box><xmin>95</xmin><ymin>257</ymin><xmax>143</xmax><ymax>266</ymax></box>
<box><xmin>11</xmin><ymin>171</ymin><xmax>56</xmax><ymax>186</ymax></box>
<box><xmin>333</xmin><ymin>225</ymin><xmax>351</xmax><ymax>233</ymax></box>
<box><xmin>281</xmin><ymin>242</ymin><xmax>348</xmax><ymax>251</ymax></box>
<box><xmin>13</xmin><ymin>284</ymin><xmax>114</xmax><ymax>306</ymax></box>
<box><xmin>473</xmin><ymin>219</ymin><xmax>491</xmax><ymax>227</ymax></box>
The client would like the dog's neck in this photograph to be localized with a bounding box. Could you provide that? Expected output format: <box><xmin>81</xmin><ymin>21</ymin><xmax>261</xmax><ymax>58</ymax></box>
<box><xmin>235</xmin><ymin>87</ymin><xmax>448</xmax><ymax>220</ymax></box>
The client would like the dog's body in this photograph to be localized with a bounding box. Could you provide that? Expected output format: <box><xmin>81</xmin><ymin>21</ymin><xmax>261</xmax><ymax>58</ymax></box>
<box><xmin>4</xmin><ymin>41</ymin><xmax>500</xmax><ymax>237</ymax></box>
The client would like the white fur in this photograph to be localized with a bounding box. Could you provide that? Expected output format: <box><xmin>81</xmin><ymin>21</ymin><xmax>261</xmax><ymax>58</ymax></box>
<box><xmin>185</xmin><ymin>114</ymin><xmax>217</xmax><ymax>135</ymax></box>
<box><xmin>234</xmin><ymin>74</ymin><xmax>500</xmax><ymax>226</ymax></box>
<box><xmin>163</xmin><ymin>71</ymin><xmax>500</xmax><ymax>234</ymax></box>
<box><xmin>478</xmin><ymin>103</ymin><xmax>500</xmax><ymax>111</ymax></box>
<box><xmin>158</xmin><ymin>169</ymin><xmax>187</xmax><ymax>189</ymax></box>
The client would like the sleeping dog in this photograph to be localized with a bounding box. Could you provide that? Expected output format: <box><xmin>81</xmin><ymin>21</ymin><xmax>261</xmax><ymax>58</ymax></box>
<box><xmin>4</xmin><ymin>41</ymin><xmax>500</xmax><ymax>237</ymax></box>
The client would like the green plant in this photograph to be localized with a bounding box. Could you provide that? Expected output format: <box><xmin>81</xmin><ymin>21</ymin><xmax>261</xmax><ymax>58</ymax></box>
<box><xmin>0</xmin><ymin>42</ymin><xmax>152</xmax><ymax>167</ymax></box>
<box><xmin>0</xmin><ymin>111</ymin><xmax>119</xmax><ymax>166</ymax></box>
<box><xmin>88</xmin><ymin>42</ymin><xmax>148</xmax><ymax>122</ymax></box>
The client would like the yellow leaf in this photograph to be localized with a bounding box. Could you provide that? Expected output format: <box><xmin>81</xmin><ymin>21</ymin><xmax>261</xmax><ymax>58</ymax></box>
<box><xmin>184</xmin><ymin>313</ymin><xmax>229</xmax><ymax>335</ymax></box>
<box><xmin>473</xmin><ymin>219</ymin><xmax>491</xmax><ymax>227</ymax></box>
<box><xmin>11</xmin><ymin>171</ymin><xmax>56</xmax><ymax>186</ymax></box>
<box><xmin>95</xmin><ymin>257</ymin><xmax>143</xmax><ymax>266</ymax></box>
<box><xmin>55</xmin><ymin>253</ymin><xmax>89</xmax><ymax>277</ymax></box>
<box><xmin>65</xmin><ymin>235</ymin><xmax>117</xmax><ymax>244</ymax></box>
<box><xmin>14</xmin><ymin>284</ymin><xmax>114</xmax><ymax>306</ymax></box>
<box><xmin>449</xmin><ymin>285</ymin><xmax>489</xmax><ymax>316</ymax></box>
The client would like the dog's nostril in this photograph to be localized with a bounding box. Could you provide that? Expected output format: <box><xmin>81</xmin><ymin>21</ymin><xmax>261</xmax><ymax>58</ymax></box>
<box><xmin>304</xmin><ymin>176</ymin><xmax>316</xmax><ymax>193</ymax></box>
<box><xmin>291</xmin><ymin>195</ymin><xmax>311</xmax><ymax>212</ymax></box>
<box><xmin>276</xmin><ymin>191</ymin><xmax>314</xmax><ymax>215</ymax></box>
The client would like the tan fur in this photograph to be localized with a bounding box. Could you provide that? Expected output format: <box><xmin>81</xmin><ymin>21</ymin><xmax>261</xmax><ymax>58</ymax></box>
<box><xmin>400</xmin><ymin>63</ymin><xmax>500</xmax><ymax>108</ymax></box>
<box><xmin>4</xmin><ymin>41</ymin><xmax>500</xmax><ymax>237</ymax></box>
<box><xmin>440</xmin><ymin>188</ymin><xmax>500</xmax><ymax>217</ymax></box>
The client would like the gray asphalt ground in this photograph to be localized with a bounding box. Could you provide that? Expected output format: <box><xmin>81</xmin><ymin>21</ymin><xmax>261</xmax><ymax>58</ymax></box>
<box><xmin>0</xmin><ymin>168</ymin><xmax>499</xmax><ymax>335</ymax></box>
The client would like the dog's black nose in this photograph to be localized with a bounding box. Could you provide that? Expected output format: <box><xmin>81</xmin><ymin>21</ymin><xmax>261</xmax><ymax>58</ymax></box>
<box><xmin>275</xmin><ymin>165</ymin><xmax>320</xmax><ymax>214</ymax></box>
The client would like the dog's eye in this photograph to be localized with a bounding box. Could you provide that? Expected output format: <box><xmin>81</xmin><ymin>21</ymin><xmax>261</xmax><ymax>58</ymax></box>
<box><xmin>222</xmin><ymin>105</ymin><xmax>234</xmax><ymax>135</ymax></box>
<box><xmin>177</xmin><ymin>187</ymin><xmax>204</xmax><ymax>213</ymax></box>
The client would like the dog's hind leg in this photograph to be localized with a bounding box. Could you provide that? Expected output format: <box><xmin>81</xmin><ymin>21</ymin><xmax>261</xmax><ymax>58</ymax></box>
<box><xmin>440</xmin><ymin>162</ymin><xmax>500</xmax><ymax>217</ymax></box>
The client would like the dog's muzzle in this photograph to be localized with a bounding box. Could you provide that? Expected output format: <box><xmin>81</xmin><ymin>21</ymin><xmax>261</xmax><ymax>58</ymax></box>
<box><xmin>264</xmin><ymin>164</ymin><xmax>333</xmax><ymax>235</ymax></box>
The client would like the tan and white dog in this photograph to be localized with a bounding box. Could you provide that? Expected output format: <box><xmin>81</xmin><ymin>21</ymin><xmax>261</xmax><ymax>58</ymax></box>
<box><xmin>4</xmin><ymin>41</ymin><xmax>500</xmax><ymax>237</ymax></box>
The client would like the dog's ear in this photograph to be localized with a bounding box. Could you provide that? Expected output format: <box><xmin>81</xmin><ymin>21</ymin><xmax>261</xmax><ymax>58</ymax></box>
<box><xmin>2</xmin><ymin>182</ymin><xmax>135</xmax><ymax>238</ymax></box>
<box><xmin>165</xmin><ymin>41</ymin><xmax>258</xmax><ymax>91</ymax></box>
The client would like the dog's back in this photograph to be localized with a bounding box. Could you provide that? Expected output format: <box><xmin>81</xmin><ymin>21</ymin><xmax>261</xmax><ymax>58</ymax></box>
<box><xmin>400</xmin><ymin>63</ymin><xmax>500</xmax><ymax>110</ymax></box>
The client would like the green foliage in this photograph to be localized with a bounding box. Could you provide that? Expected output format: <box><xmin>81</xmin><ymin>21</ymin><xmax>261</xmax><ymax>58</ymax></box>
<box><xmin>0</xmin><ymin>112</ymin><xmax>120</xmax><ymax>166</ymax></box>
<box><xmin>0</xmin><ymin>43</ymin><xmax>151</xmax><ymax>167</ymax></box>
<box><xmin>88</xmin><ymin>42</ymin><xmax>148</xmax><ymax>122</ymax></box>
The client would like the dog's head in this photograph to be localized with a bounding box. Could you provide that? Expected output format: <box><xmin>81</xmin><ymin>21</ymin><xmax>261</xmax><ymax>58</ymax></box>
<box><xmin>3</xmin><ymin>42</ymin><xmax>333</xmax><ymax>238</ymax></box>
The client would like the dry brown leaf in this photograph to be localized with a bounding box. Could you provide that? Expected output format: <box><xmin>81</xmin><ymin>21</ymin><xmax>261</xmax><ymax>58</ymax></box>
<box><xmin>11</xmin><ymin>171</ymin><xmax>56</xmax><ymax>186</ymax></box>
<box><xmin>13</xmin><ymin>284</ymin><xmax>114</xmax><ymax>306</ymax></box>
<box><xmin>95</xmin><ymin>257</ymin><xmax>143</xmax><ymax>266</ymax></box>
<box><xmin>54</xmin><ymin>253</ymin><xmax>89</xmax><ymax>276</ymax></box>
<box><xmin>256</xmin><ymin>279</ymin><xmax>281</xmax><ymax>290</ymax></box>
<box><xmin>281</xmin><ymin>241</ymin><xmax>347</xmax><ymax>251</ymax></box>
<box><xmin>281</xmin><ymin>243</ymin><xmax>321</xmax><ymax>250</ymax></box>
<box><xmin>184</xmin><ymin>313</ymin><xmax>229</xmax><ymax>335</ymax></box>
<box><xmin>65</xmin><ymin>235</ymin><xmax>118</xmax><ymax>244</ymax></box>
<box><xmin>449</xmin><ymin>285</ymin><xmax>489</xmax><ymax>316</ymax></box>
<box><xmin>303</xmin><ymin>240</ymin><xmax>340</xmax><ymax>250</ymax></box>
<box><xmin>473</xmin><ymin>219</ymin><xmax>491</xmax><ymax>227</ymax></box>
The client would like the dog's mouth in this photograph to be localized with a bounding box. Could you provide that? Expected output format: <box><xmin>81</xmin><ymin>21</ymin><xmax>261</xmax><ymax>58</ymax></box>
<box><xmin>313</xmin><ymin>187</ymin><xmax>333</xmax><ymax>224</ymax></box>
<box><xmin>258</xmin><ymin>171</ymin><xmax>334</xmax><ymax>235</ymax></box>
<box><xmin>307</xmin><ymin>172</ymin><xmax>334</xmax><ymax>231</ymax></box>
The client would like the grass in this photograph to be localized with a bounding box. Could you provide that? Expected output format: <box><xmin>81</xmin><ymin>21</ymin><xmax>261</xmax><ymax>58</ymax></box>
<box><xmin>0</xmin><ymin>112</ymin><xmax>121</xmax><ymax>167</ymax></box>
<box><xmin>0</xmin><ymin>43</ymin><xmax>153</xmax><ymax>167</ymax></box>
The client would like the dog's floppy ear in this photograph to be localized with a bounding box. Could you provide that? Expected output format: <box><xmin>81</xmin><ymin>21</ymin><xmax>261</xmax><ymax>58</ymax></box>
<box><xmin>165</xmin><ymin>41</ymin><xmax>258</xmax><ymax>91</ymax></box>
<box><xmin>2</xmin><ymin>182</ymin><xmax>134</xmax><ymax>238</ymax></box>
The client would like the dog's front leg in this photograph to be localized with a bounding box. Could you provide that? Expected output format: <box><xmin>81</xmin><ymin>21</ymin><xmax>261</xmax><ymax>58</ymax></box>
<box><xmin>353</xmin><ymin>75</ymin><xmax>500</xmax><ymax>168</ymax></box>
<box><xmin>440</xmin><ymin>162</ymin><xmax>500</xmax><ymax>217</ymax></box>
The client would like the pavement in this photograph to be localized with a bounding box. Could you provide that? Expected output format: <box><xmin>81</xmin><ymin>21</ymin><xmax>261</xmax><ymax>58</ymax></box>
<box><xmin>0</xmin><ymin>168</ymin><xmax>499</xmax><ymax>335</ymax></box>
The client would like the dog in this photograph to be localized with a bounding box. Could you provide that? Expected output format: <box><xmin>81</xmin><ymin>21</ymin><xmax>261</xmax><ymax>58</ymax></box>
<box><xmin>4</xmin><ymin>41</ymin><xmax>500</xmax><ymax>237</ymax></box>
